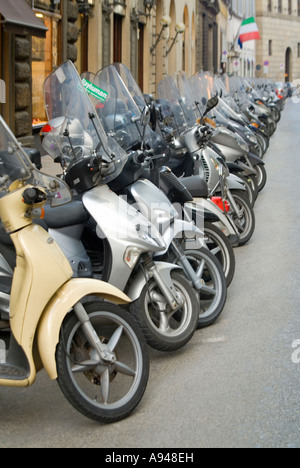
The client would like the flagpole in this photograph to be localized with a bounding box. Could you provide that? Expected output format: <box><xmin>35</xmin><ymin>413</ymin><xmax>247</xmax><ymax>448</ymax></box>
<box><xmin>230</xmin><ymin>16</ymin><xmax>245</xmax><ymax>51</ymax></box>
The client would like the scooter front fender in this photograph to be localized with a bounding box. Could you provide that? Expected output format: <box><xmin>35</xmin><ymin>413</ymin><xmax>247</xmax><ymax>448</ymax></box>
<box><xmin>226</xmin><ymin>173</ymin><xmax>247</xmax><ymax>191</ymax></box>
<box><xmin>37</xmin><ymin>278</ymin><xmax>131</xmax><ymax>380</ymax></box>
<box><xmin>126</xmin><ymin>262</ymin><xmax>182</xmax><ymax>303</ymax></box>
<box><xmin>248</xmin><ymin>152</ymin><xmax>265</xmax><ymax>166</ymax></box>
<box><xmin>187</xmin><ymin>199</ymin><xmax>240</xmax><ymax>239</ymax></box>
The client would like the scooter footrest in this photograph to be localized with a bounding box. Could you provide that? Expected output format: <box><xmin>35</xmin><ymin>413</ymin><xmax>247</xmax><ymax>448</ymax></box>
<box><xmin>0</xmin><ymin>363</ymin><xmax>28</xmax><ymax>380</ymax></box>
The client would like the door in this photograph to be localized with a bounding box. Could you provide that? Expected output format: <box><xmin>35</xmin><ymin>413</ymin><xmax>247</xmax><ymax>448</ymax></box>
<box><xmin>285</xmin><ymin>47</ymin><xmax>292</xmax><ymax>82</ymax></box>
<box><xmin>138</xmin><ymin>23</ymin><xmax>144</xmax><ymax>91</ymax></box>
<box><xmin>113</xmin><ymin>14</ymin><xmax>122</xmax><ymax>63</ymax></box>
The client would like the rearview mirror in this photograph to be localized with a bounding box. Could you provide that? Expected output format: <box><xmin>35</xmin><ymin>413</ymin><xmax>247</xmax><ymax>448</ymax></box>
<box><xmin>204</xmin><ymin>95</ymin><xmax>219</xmax><ymax>116</ymax></box>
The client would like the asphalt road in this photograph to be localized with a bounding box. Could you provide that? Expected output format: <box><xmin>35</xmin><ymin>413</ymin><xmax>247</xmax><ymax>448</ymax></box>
<box><xmin>1</xmin><ymin>99</ymin><xmax>300</xmax><ymax>448</ymax></box>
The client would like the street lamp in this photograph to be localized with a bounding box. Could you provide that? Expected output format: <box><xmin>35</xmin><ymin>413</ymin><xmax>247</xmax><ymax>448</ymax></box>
<box><xmin>150</xmin><ymin>15</ymin><xmax>172</xmax><ymax>54</ymax></box>
<box><xmin>166</xmin><ymin>22</ymin><xmax>185</xmax><ymax>56</ymax></box>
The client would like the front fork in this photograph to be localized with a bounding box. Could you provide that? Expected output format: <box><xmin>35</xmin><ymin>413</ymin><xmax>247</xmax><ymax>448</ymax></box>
<box><xmin>73</xmin><ymin>302</ymin><xmax>117</xmax><ymax>364</ymax></box>
<box><xmin>170</xmin><ymin>239</ymin><xmax>203</xmax><ymax>291</ymax></box>
<box><xmin>142</xmin><ymin>254</ymin><xmax>184</xmax><ymax>312</ymax></box>
<box><xmin>226</xmin><ymin>189</ymin><xmax>243</xmax><ymax>218</ymax></box>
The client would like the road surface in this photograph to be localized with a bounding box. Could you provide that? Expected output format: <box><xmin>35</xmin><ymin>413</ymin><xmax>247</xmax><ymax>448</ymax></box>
<box><xmin>1</xmin><ymin>98</ymin><xmax>300</xmax><ymax>448</ymax></box>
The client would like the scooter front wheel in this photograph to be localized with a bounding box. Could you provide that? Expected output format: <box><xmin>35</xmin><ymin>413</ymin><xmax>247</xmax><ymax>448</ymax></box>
<box><xmin>255</xmin><ymin>163</ymin><xmax>267</xmax><ymax>192</ymax></box>
<box><xmin>131</xmin><ymin>271</ymin><xmax>198</xmax><ymax>352</ymax></box>
<box><xmin>56</xmin><ymin>302</ymin><xmax>149</xmax><ymax>424</ymax></box>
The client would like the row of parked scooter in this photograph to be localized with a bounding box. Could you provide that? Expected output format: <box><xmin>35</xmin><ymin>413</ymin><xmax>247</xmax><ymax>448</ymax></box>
<box><xmin>0</xmin><ymin>62</ymin><xmax>283</xmax><ymax>424</ymax></box>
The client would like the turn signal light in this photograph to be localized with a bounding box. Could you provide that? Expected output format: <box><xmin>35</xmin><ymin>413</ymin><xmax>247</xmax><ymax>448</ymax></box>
<box><xmin>211</xmin><ymin>196</ymin><xmax>230</xmax><ymax>212</ymax></box>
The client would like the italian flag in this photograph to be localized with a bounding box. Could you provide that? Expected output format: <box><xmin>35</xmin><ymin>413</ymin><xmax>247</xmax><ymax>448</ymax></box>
<box><xmin>238</xmin><ymin>17</ymin><xmax>260</xmax><ymax>46</ymax></box>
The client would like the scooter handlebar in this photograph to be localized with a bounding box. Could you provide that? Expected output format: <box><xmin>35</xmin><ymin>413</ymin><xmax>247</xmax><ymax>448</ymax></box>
<box><xmin>22</xmin><ymin>187</ymin><xmax>47</xmax><ymax>205</ymax></box>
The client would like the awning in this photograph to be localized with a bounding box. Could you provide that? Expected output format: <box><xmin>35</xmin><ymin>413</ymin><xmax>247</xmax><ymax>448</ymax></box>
<box><xmin>0</xmin><ymin>0</ymin><xmax>48</xmax><ymax>38</ymax></box>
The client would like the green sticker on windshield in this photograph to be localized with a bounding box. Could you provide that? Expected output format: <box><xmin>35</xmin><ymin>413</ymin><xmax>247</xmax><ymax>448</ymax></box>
<box><xmin>82</xmin><ymin>78</ymin><xmax>108</xmax><ymax>102</ymax></box>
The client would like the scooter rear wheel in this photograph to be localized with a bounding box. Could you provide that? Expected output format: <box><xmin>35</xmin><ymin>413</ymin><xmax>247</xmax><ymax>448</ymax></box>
<box><xmin>56</xmin><ymin>302</ymin><xmax>149</xmax><ymax>424</ymax></box>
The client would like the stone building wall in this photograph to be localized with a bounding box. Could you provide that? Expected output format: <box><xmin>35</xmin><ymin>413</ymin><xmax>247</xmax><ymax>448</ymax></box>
<box><xmin>15</xmin><ymin>36</ymin><xmax>32</xmax><ymax>140</ymax></box>
<box><xmin>256</xmin><ymin>0</ymin><xmax>300</xmax><ymax>81</ymax></box>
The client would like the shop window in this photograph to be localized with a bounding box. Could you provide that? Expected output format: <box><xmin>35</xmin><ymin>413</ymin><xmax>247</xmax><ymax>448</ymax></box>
<box><xmin>32</xmin><ymin>13</ymin><xmax>59</xmax><ymax>128</ymax></box>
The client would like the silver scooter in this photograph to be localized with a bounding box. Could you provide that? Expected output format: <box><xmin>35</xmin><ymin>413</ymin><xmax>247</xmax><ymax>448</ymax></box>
<box><xmin>90</xmin><ymin>65</ymin><xmax>227</xmax><ymax>328</ymax></box>
<box><xmin>187</xmin><ymin>73</ymin><xmax>267</xmax><ymax>196</ymax></box>
<box><xmin>157</xmin><ymin>76</ymin><xmax>255</xmax><ymax>247</ymax></box>
<box><xmin>29</xmin><ymin>61</ymin><xmax>201</xmax><ymax>353</ymax></box>
<box><xmin>110</xmin><ymin>62</ymin><xmax>240</xmax><ymax>260</ymax></box>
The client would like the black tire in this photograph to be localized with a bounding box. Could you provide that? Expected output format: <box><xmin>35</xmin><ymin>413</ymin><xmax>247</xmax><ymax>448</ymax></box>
<box><xmin>183</xmin><ymin>248</ymin><xmax>227</xmax><ymax>328</ymax></box>
<box><xmin>256</xmin><ymin>131</ymin><xmax>269</xmax><ymax>156</ymax></box>
<box><xmin>130</xmin><ymin>270</ymin><xmax>198</xmax><ymax>352</ymax></box>
<box><xmin>271</xmin><ymin>106</ymin><xmax>281</xmax><ymax>123</ymax></box>
<box><xmin>254</xmin><ymin>163</ymin><xmax>267</xmax><ymax>192</ymax></box>
<box><xmin>204</xmin><ymin>221</ymin><xmax>236</xmax><ymax>287</ymax></box>
<box><xmin>56</xmin><ymin>301</ymin><xmax>149</xmax><ymax>424</ymax></box>
<box><xmin>228</xmin><ymin>190</ymin><xmax>255</xmax><ymax>246</ymax></box>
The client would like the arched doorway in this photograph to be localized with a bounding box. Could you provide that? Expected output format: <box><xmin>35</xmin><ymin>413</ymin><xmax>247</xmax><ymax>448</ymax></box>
<box><xmin>285</xmin><ymin>47</ymin><xmax>292</xmax><ymax>82</ymax></box>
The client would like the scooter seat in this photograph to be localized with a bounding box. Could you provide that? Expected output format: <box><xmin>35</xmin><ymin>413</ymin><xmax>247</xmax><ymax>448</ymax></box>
<box><xmin>43</xmin><ymin>199</ymin><xmax>89</xmax><ymax>229</ymax></box>
<box><xmin>180</xmin><ymin>176</ymin><xmax>209</xmax><ymax>198</ymax></box>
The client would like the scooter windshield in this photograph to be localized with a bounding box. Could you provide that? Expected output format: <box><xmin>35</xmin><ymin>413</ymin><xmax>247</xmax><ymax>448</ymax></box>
<box><xmin>93</xmin><ymin>65</ymin><xmax>169</xmax><ymax>156</ymax></box>
<box><xmin>189</xmin><ymin>72</ymin><xmax>215</xmax><ymax>114</ymax></box>
<box><xmin>157</xmin><ymin>76</ymin><xmax>196</xmax><ymax>135</ymax></box>
<box><xmin>0</xmin><ymin>115</ymin><xmax>72</xmax><ymax>207</ymax></box>
<box><xmin>112</xmin><ymin>63</ymin><xmax>147</xmax><ymax>111</ymax></box>
<box><xmin>43</xmin><ymin>61</ymin><xmax>128</xmax><ymax>187</ymax></box>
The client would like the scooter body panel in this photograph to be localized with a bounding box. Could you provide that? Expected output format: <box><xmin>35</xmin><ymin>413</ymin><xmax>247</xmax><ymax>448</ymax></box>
<box><xmin>129</xmin><ymin>179</ymin><xmax>205</xmax><ymax>254</ymax></box>
<box><xmin>83</xmin><ymin>185</ymin><xmax>166</xmax><ymax>290</ymax></box>
<box><xmin>0</xmin><ymin>218</ymin><xmax>74</xmax><ymax>387</ymax></box>
<box><xmin>37</xmin><ymin>278</ymin><xmax>131</xmax><ymax>380</ymax></box>
<box><xmin>10</xmin><ymin>224</ymin><xmax>73</xmax><ymax>346</ymax></box>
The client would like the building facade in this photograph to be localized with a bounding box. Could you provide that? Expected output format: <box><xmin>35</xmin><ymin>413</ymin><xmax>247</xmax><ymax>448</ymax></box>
<box><xmin>255</xmin><ymin>0</ymin><xmax>300</xmax><ymax>81</ymax></box>
<box><xmin>87</xmin><ymin>0</ymin><xmax>197</xmax><ymax>95</ymax></box>
<box><xmin>1</xmin><ymin>0</ymin><xmax>299</xmax><ymax>144</ymax></box>
<box><xmin>225</xmin><ymin>0</ymin><xmax>257</xmax><ymax>77</ymax></box>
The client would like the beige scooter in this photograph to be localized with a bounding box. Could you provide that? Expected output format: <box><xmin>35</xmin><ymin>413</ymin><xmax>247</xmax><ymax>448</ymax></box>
<box><xmin>0</xmin><ymin>116</ymin><xmax>149</xmax><ymax>423</ymax></box>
